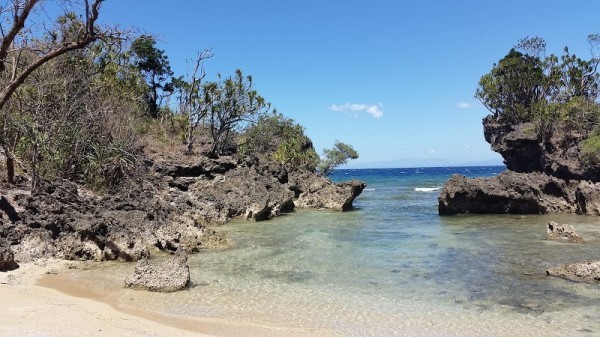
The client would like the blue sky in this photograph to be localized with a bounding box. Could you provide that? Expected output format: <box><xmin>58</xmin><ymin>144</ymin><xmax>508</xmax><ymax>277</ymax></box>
<box><xmin>99</xmin><ymin>0</ymin><xmax>600</xmax><ymax>168</ymax></box>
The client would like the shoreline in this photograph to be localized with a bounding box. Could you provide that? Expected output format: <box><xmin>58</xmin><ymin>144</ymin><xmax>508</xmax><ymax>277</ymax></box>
<box><xmin>0</xmin><ymin>260</ymin><xmax>330</xmax><ymax>337</ymax></box>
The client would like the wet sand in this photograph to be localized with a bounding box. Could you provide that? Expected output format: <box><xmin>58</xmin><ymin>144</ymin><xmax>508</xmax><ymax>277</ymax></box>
<box><xmin>0</xmin><ymin>260</ymin><xmax>328</xmax><ymax>337</ymax></box>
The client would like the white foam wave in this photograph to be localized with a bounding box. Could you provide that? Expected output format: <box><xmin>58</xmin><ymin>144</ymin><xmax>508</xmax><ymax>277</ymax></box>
<box><xmin>414</xmin><ymin>187</ymin><xmax>441</xmax><ymax>192</ymax></box>
<box><xmin>363</xmin><ymin>188</ymin><xmax>376</xmax><ymax>191</ymax></box>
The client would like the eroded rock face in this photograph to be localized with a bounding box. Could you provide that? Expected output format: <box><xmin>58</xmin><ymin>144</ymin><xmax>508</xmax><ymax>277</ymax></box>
<box><xmin>289</xmin><ymin>171</ymin><xmax>366</xmax><ymax>211</ymax></box>
<box><xmin>1</xmin><ymin>155</ymin><xmax>364</xmax><ymax>263</ymax></box>
<box><xmin>0</xmin><ymin>239</ymin><xmax>19</xmax><ymax>272</ymax></box>
<box><xmin>124</xmin><ymin>250</ymin><xmax>190</xmax><ymax>292</ymax></box>
<box><xmin>438</xmin><ymin>171</ymin><xmax>580</xmax><ymax>215</ymax></box>
<box><xmin>439</xmin><ymin>116</ymin><xmax>600</xmax><ymax>215</ymax></box>
<box><xmin>546</xmin><ymin>261</ymin><xmax>600</xmax><ymax>282</ymax></box>
<box><xmin>546</xmin><ymin>221</ymin><xmax>584</xmax><ymax>243</ymax></box>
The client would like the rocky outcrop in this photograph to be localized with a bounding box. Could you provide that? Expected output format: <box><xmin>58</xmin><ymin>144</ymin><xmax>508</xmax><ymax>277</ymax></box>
<box><xmin>1</xmin><ymin>155</ymin><xmax>364</xmax><ymax>263</ymax></box>
<box><xmin>289</xmin><ymin>171</ymin><xmax>366</xmax><ymax>211</ymax></box>
<box><xmin>439</xmin><ymin>115</ymin><xmax>600</xmax><ymax>215</ymax></box>
<box><xmin>439</xmin><ymin>171</ymin><xmax>583</xmax><ymax>215</ymax></box>
<box><xmin>546</xmin><ymin>221</ymin><xmax>584</xmax><ymax>243</ymax></box>
<box><xmin>546</xmin><ymin>260</ymin><xmax>600</xmax><ymax>282</ymax></box>
<box><xmin>124</xmin><ymin>250</ymin><xmax>190</xmax><ymax>292</ymax></box>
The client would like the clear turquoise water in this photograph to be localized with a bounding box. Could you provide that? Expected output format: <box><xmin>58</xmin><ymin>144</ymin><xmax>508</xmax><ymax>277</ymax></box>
<box><xmin>67</xmin><ymin>167</ymin><xmax>600</xmax><ymax>336</ymax></box>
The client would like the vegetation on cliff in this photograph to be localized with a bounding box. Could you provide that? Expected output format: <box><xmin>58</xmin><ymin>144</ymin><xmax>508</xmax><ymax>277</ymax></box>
<box><xmin>0</xmin><ymin>0</ymin><xmax>358</xmax><ymax>194</ymax></box>
<box><xmin>476</xmin><ymin>35</ymin><xmax>600</xmax><ymax>164</ymax></box>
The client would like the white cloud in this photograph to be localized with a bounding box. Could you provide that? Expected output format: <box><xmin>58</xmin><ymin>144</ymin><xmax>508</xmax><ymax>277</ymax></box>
<box><xmin>456</xmin><ymin>102</ymin><xmax>473</xmax><ymax>109</ymax></box>
<box><xmin>329</xmin><ymin>103</ymin><xmax>383</xmax><ymax>119</ymax></box>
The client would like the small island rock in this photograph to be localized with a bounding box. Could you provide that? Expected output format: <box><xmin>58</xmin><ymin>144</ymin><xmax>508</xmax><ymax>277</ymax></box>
<box><xmin>124</xmin><ymin>250</ymin><xmax>190</xmax><ymax>292</ymax></box>
<box><xmin>546</xmin><ymin>221</ymin><xmax>584</xmax><ymax>243</ymax></box>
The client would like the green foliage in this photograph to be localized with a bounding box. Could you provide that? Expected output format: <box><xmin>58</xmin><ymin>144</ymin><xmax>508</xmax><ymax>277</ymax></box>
<box><xmin>476</xmin><ymin>35</ymin><xmax>600</xmax><ymax>137</ymax></box>
<box><xmin>240</xmin><ymin>113</ymin><xmax>319</xmax><ymax>170</ymax></box>
<box><xmin>130</xmin><ymin>35</ymin><xmax>174</xmax><ymax>118</ymax></box>
<box><xmin>581</xmin><ymin>135</ymin><xmax>600</xmax><ymax>165</ymax></box>
<box><xmin>318</xmin><ymin>141</ymin><xmax>359</xmax><ymax>176</ymax></box>
<box><xmin>204</xmin><ymin>69</ymin><xmax>271</xmax><ymax>155</ymax></box>
<box><xmin>475</xmin><ymin>48</ymin><xmax>546</xmax><ymax>123</ymax></box>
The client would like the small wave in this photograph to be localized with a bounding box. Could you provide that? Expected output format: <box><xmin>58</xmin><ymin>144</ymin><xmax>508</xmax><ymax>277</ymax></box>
<box><xmin>414</xmin><ymin>187</ymin><xmax>441</xmax><ymax>192</ymax></box>
<box><xmin>363</xmin><ymin>188</ymin><xmax>376</xmax><ymax>191</ymax></box>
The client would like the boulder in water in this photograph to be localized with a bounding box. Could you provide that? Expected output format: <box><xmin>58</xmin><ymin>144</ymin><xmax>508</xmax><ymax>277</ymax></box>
<box><xmin>546</xmin><ymin>221</ymin><xmax>584</xmax><ymax>243</ymax></box>
<box><xmin>546</xmin><ymin>261</ymin><xmax>600</xmax><ymax>282</ymax></box>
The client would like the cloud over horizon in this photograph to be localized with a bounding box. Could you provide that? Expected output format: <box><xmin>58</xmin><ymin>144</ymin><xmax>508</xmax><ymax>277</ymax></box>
<box><xmin>330</xmin><ymin>103</ymin><xmax>383</xmax><ymax>119</ymax></box>
<box><xmin>456</xmin><ymin>102</ymin><xmax>473</xmax><ymax>109</ymax></box>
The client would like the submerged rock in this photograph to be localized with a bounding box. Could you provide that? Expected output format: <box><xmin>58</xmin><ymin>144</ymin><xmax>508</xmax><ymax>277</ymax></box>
<box><xmin>124</xmin><ymin>250</ymin><xmax>190</xmax><ymax>292</ymax></box>
<box><xmin>546</xmin><ymin>221</ymin><xmax>584</xmax><ymax>243</ymax></box>
<box><xmin>546</xmin><ymin>261</ymin><xmax>600</xmax><ymax>282</ymax></box>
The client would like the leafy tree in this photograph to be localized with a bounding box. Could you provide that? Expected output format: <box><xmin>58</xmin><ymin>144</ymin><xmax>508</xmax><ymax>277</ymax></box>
<box><xmin>0</xmin><ymin>0</ymin><xmax>111</xmax><ymax>185</ymax></box>
<box><xmin>476</xmin><ymin>35</ymin><xmax>600</xmax><ymax>129</ymax></box>
<box><xmin>318</xmin><ymin>141</ymin><xmax>358</xmax><ymax>176</ymax></box>
<box><xmin>240</xmin><ymin>113</ymin><xmax>319</xmax><ymax>170</ymax></box>
<box><xmin>205</xmin><ymin>69</ymin><xmax>270</xmax><ymax>155</ymax></box>
<box><xmin>475</xmin><ymin>48</ymin><xmax>547</xmax><ymax>123</ymax></box>
<box><xmin>130</xmin><ymin>35</ymin><xmax>174</xmax><ymax>118</ymax></box>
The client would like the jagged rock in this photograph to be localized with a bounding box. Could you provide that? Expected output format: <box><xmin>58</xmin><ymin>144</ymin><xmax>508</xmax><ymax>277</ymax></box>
<box><xmin>124</xmin><ymin>250</ymin><xmax>190</xmax><ymax>292</ymax></box>
<box><xmin>1</xmin><ymin>155</ymin><xmax>364</xmax><ymax>263</ymax></box>
<box><xmin>289</xmin><ymin>172</ymin><xmax>366</xmax><ymax>211</ymax></box>
<box><xmin>546</xmin><ymin>221</ymin><xmax>584</xmax><ymax>243</ymax></box>
<box><xmin>546</xmin><ymin>261</ymin><xmax>600</xmax><ymax>282</ymax></box>
<box><xmin>0</xmin><ymin>239</ymin><xmax>19</xmax><ymax>272</ymax></box>
<box><xmin>440</xmin><ymin>116</ymin><xmax>600</xmax><ymax>215</ymax></box>
<box><xmin>103</xmin><ymin>228</ymin><xmax>150</xmax><ymax>261</ymax></box>
<box><xmin>438</xmin><ymin>171</ymin><xmax>579</xmax><ymax>215</ymax></box>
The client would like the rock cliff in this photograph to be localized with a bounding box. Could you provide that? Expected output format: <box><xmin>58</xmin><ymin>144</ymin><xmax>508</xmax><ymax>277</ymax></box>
<box><xmin>439</xmin><ymin>116</ymin><xmax>600</xmax><ymax>215</ymax></box>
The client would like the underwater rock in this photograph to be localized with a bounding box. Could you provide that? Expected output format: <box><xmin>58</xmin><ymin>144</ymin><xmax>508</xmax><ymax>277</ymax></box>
<box><xmin>546</xmin><ymin>260</ymin><xmax>600</xmax><ymax>282</ymax></box>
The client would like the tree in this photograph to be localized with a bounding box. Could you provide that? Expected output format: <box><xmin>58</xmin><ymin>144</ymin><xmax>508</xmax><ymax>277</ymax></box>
<box><xmin>176</xmin><ymin>49</ymin><xmax>213</xmax><ymax>155</ymax></box>
<box><xmin>240</xmin><ymin>113</ymin><xmax>320</xmax><ymax>170</ymax></box>
<box><xmin>475</xmin><ymin>48</ymin><xmax>547</xmax><ymax>123</ymax></box>
<box><xmin>205</xmin><ymin>69</ymin><xmax>270</xmax><ymax>156</ymax></box>
<box><xmin>318</xmin><ymin>141</ymin><xmax>358</xmax><ymax>176</ymax></box>
<box><xmin>130</xmin><ymin>35</ymin><xmax>174</xmax><ymax>118</ymax></box>
<box><xmin>476</xmin><ymin>35</ymin><xmax>600</xmax><ymax>128</ymax></box>
<box><xmin>0</xmin><ymin>0</ymin><xmax>113</xmax><ymax>185</ymax></box>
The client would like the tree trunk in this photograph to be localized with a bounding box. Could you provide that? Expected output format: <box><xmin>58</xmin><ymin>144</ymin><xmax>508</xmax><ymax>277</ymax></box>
<box><xmin>6</xmin><ymin>156</ymin><xmax>14</xmax><ymax>184</ymax></box>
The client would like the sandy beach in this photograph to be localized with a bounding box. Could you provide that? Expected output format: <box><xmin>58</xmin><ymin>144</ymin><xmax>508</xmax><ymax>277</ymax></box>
<box><xmin>0</xmin><ymin>260</ymin><xmax>326</xmax><ymax>337</ymax></box>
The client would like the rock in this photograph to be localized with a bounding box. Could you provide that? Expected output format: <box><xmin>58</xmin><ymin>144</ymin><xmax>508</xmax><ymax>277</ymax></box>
<box><xmin>0</xmin><ymin>239</ymin><xmax>19</xmax><ymax>272</ymax></box>
<box><xmin>438</xmin><ymin>171</ymin><xmax>578</xmax><ymax>215</ymax></box>
<box><xmin>289</xmin><ymin>171</ymin><xmax>366</xmax><ymax>211</ymax></box>
<box><xmin>546</xmin><ymin>221</ymin><xmax>584</xmax><ymax>243</ymax></box>
<box><xmin>546</xmin><ymin>260</ymin><xmax>600</xmax><ymax>282</ymax></box>
<box><xmin>440</xmin><ymin>115</ymin><xmax>600</xmax><ymax>216</ymax></box>
<box><xmin>124</xmin><ymin>250</ymin><xmax>190</xmax><ymax>292</ymax></box>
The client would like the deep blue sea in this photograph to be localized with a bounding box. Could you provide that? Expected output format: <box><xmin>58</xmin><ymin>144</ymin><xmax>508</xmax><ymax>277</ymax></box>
<box><xmin>65</xmin><ymin>166</ymin><xmax>600</xmax><ymax>336</ymax></box>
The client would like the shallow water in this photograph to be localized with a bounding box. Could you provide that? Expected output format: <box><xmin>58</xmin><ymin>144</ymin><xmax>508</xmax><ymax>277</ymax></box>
<box><xmin>58</xmin><ymin>167</ymin><xmax>600</xmax><ymax>336</ymax></box>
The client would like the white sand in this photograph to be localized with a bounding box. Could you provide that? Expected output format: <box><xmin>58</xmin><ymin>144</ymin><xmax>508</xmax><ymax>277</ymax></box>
<box><xmin>0</xmin><ymin>260</ymin><xmax>324</xmax><ymax>337</ymax></box>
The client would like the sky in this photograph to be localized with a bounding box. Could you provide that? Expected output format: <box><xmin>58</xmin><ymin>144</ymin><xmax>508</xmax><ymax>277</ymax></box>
<box><xmin>94</xmin><ymin>0</ymin><xmax>600</xmax><ymax>168</ymax></box>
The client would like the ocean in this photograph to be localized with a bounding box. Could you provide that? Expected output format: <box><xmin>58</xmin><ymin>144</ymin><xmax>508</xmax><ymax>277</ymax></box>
<box><xmin>59</xmin><ymin>166</ymin><xmax>600</xmax><ymax>336</ymax></box>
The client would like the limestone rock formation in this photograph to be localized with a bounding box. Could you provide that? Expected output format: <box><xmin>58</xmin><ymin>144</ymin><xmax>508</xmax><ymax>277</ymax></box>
<box><xmin>289</xmin><ymin>171</ymin><xmax>366</xmax><ymax>211</ymax></box>
<box><xmin>546</xmin><ymin>221</ymin><xmax>584</xmax><ymax>243</ymax></box>
<box><xmin>439</xmin><ymin>115</ymin><xmax>600</xmax><ymax>215</ymax></box>
<box><xmin>1</xmin><ymin>155</ymin><xmax>364</xmax><ymax>263</ymax></box>
<box><xmin>124</xmin><ymin>250</ymin><xmax>190</xmax><ymax>292</ymax></box>
<box><xmin>546</xmin><ymin>261</ymin><xmax>600</xmax><ymax>283</ymax></box>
